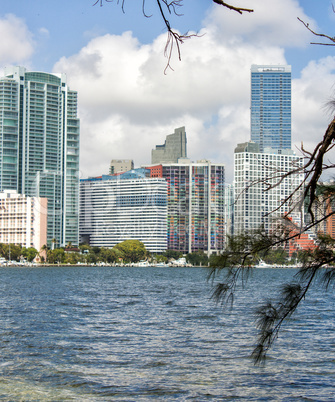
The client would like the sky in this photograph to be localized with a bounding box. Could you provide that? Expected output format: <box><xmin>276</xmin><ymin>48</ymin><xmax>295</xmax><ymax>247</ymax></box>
<box><xmin>1</xmin><ymin>0</ymin><xmax>335</xmax><ymax>182</ymax></box>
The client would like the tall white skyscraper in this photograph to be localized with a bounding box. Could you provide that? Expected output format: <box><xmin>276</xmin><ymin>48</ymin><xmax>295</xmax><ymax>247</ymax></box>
<box><xmin>0</xmin><ymin>66</ymin><xmax>80</xmax><ymax>246</ymax></box>
<box><xmin>251</xmin><ymin>65</ymin><xmax>291</xmax><ymax>152</ymax></box>
<box><xmin>233</xmin><ymin>142</ymin><xmax>303</xmax><ymax>234</ymax></box>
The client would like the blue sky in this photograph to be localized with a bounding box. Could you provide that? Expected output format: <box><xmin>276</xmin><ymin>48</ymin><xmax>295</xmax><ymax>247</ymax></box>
<box><xmin>1</xmin><ymin>0</ymin><xmax>335</xmax><ymax>180</ymax></box>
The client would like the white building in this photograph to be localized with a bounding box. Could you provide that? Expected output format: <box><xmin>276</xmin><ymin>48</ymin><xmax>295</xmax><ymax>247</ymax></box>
<box><xmin>234</xmin><ymin>142</ymin><xmax>304</xmax><ymax>234</ymax></box>
<box><xmin>79</xmin><ymin>170</ymin><xmax>167</xmax><ymax>253</ymax></box>
<box><xmin>0</xmin><ymin>190</ymin><xmax>47</xmax><ymax>250</ymax></box>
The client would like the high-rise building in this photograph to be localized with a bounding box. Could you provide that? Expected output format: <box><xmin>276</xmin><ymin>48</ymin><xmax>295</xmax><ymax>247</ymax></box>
<box><xmin>79</xmin><ymin>169</ymin><xmax>167</xmax><ymax>253</ymax></box>
<box><xmin>151</xmin><ymin>127</ymin><xmax>187</xmax><ymax>164</ymax></box>
<box><xmin>109</xmin><ymin>159</ymin><xmax>134</xmax><ymax>175</ymax></box>
<box><xmin>0</xmin><ymin>66</ymin><xmax>80</xmax><ymax>246</ymax></box>
<box><xmin>233</xmin><ymin>142</ymin><xmax>303</xmax><ymax>234</ymax></box>
<box><xmin>250</xmin><ymin>65</ymin><xmax>291</xmax><ymax>152</ymax></box>
<box><xmin>145</xmin><ymin>159</ymin><xmax>225</xmax><ymax>255</ymax></box>
<box><xmin>0</xmin><ymin>190</ymin><xmax>47</xmax><ymax>251</ymax></box>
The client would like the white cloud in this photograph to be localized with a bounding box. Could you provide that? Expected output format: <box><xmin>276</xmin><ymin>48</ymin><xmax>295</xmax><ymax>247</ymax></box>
<box><xmin>292</xmin><ymin>56</ymin><xmax>335</xmax><ymax>178</ymax></box>
<box><xmin>38</xmin><ymin>27</ymin><xmax>49</xmax><ymax>37</ymax></box>
<box><xmin>204</xmin><ymin>0</ymin><xmax>313</xmax><ymax>48</ymax></box>
<box><xmin>0</xmin><ymin>14</ymin><xmax>34</xmax><ymax>65</ymax></box>
<box><xmin>53</xmin><ymin>0</ymin><xmax>334</xmax><ymax>182</ymax></box>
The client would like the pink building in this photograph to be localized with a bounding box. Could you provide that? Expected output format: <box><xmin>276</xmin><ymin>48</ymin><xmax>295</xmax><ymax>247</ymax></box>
<box><xmin>0</xmin><ymin>190</ymin><xmax>47</xmax><ymax>251</ymax></box>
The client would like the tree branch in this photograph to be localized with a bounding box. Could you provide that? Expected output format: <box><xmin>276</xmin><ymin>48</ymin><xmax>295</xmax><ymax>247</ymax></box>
<box><xmin>298</xmin><ymin>17</ymin><xmax>335</xmax><ymax>45</ymax></box>
<box><xmin>93</xmin><ymin>0</ymin><xmax>254</xmax><ymax>71</ymax></box>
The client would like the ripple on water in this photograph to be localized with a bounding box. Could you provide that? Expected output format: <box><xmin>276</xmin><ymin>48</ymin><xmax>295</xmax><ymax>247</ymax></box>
<box><xmin>0</xmin><ymin>266</ymin><xmax>334</xmax><ymax>400</ymax></box>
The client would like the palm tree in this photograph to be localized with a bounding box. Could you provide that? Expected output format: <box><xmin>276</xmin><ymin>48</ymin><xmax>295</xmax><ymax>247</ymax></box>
<box><xmin>51</xmin><ymin>238</ymin><xmax>57</xmax><ymax>250</ymax></box>
<box><xmin>40</xmin><ymin>244</ymin><xmax>48</xmax><ymax>263</ymax></box>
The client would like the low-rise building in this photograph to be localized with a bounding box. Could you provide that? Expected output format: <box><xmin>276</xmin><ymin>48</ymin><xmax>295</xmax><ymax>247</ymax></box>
<box><xmin>0</xmin><ymin>190</ymin><xmax>47</xmax><ymax>250</ymax></box>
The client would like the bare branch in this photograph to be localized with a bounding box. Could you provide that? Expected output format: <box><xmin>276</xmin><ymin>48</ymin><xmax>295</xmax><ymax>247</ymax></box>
<box><xmin>212</xmin><ymin>0</ymin><xmax>253</xmax><ymax>14</ymax></box>
<box><xmin>298</xmin><ymin>17</ymin><xmax>335</xmax><ymax>45</ymax></box>
<box><xmin>94</xmin><ymin>0</ymin><xmax>254</xmax><ymax>71</ymax></box>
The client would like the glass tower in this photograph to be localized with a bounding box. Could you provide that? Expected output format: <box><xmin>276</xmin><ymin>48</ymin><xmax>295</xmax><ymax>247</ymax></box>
<box><xmin>0</xmin><ymin>66</ymin><xmax>80</xmax><ymax>246</ymax></box>
<box><xmin>251</xmin><ymin>65</ymin><xmax>291</xmax><ymax>152</ymax></box>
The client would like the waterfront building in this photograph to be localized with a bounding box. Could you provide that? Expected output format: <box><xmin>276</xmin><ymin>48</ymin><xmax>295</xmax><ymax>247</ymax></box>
<box><xmin>79</xmin><ymin>169</ymin><xmax>167</xmax><ymax>253</ymax></box>
<box><xmin>233</xmin><ymin>142</ymin><xmax>303</xmax><ymax>234</ymax></box>
<box><xmin>311</xmin><ymin>181</ymin><xmax>335</xmax><ymax>239</ymax></box>
<box><xmin>145</xmin><ymin>159</ymin><xmax>225</xmax><ymax>255</ymax></box>
<box><xmin>251</xmin><ymin>65</ymin><xmax>291</xmax><ymax>152</ymax></box>
<box><xmin>109</xmin><ymin>159</ymin><xmax>134</xmax><ymax>175</ymax></box>
<box><xmin>0</xmin><ymin>66</ymin><xmax>80</xmax><ymax>246</ymax></box>
<box><xmin>284</xmin><ymin>214</ymin><xmax>317</xmax><ymax>257</ymax></box>
<box><xmin>151</xmin><ymin>127</ymin><xmax>187</xmax><ymax>164</ymax></box>
<box><xmin>0</xmin><ymin>190</ymin><xmax>47</xmax><ymax>251</ymax></box>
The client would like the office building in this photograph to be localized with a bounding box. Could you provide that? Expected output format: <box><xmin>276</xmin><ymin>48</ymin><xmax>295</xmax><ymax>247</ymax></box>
<box><xmin>0</xmin><ymin>190</ymin><xmax>47</xmax><ymax>251</ymax></box>
<box><xmin>151</xmin><ymin>126</ymin><xmax>187</xmax><ymax>164</ymax></box>
<box><xmin>234</xmin><ymin>142</ymin><xmax>303</xmax><ymax>234</ymax></box>
<box><xmin>146</xmin><ymin>159</ymin><xmax>225</xmax><ymax>255</ymax></box>
<box><xmin>79</xmin><ymin>169</ymin><xmax>167</xmax><ymax>253</ymax></box>
<box><xmin>311</xmin><ymin>181</ymin><xmax>335</xmax><ymax>239</ymax></box>
<box><xmin>109</xmin><ymin>159</ymin><xmax>134</xmax><ymax>175</ymax></box>
<box><xmin>0</xmin><ymin>66</ymin><xmax>80</xmax><ymax>246</ymax></box>
<box><xmin>251</xmin><ymin>65</ymin><xmax>291</xmax><ymax>152</ymax></box>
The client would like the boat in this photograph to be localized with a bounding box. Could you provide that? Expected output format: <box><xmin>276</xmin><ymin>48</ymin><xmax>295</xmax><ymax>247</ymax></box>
<box><xmin>154</xmin><ymin>262</ymin><xmax>168</xmax><ymax>267</ymax></box>
<box><xmin>135</xmin><ymin>260</ymin><xmax>152</xmax><ymax>267</ymax></box>
<box><xmin>255</xmin><ymin>259</ymin><xmax>272</xmax><ymax>268</ymax></box>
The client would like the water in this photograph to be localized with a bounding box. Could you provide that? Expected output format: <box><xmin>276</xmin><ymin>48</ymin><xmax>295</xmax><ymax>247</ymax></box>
<box><xmin>0</xmin><ymin>266</ymin><xmax>334</xmax><ymax>401</ymax></box>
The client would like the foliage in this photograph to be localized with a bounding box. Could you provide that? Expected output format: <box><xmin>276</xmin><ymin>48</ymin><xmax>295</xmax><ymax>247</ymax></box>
<box><xmin>162</xmin><ymin>249</ymin><xmax>182</xmax><ymax>260</ymax></box>
<box><xmin>47</xmin><ymin>248</ymin><xmax>65</xmax><ymax>264</ymax></box>
<box><xmin>151</xmin><ymin>254</ymin><xmax>168</xmax><ymax>263</ymax></box>
<box><xmin>21</xmin><ymin>247</ymin><xmax>38</xmax><ymax>262</ymax></box>
<box><xmin>113</xmin><ymin>240</ymin><xmax>149</xmax><ymax>263</ymax></box>
<box><xmin>0</xmin><ymin>244</ymin><xmax>22</xmax><ymax>261</ymax></box>
<box><xmin>186</xmin><ymin>251</ymin><xmax>209</xmax><ymax>266</ymax></box>
<box><xmin>259</xmin><ymin>248</ymin><xmax>288</xmax><ymax>265</ymax></box>
<box><xmin>99</xmin><ymin>248</ymin><xmax>118</xmax><ymax>263</ymax></box>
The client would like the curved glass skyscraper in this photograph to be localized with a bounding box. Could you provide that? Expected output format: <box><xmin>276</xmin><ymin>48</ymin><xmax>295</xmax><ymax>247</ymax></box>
<box><xmin>251</xmin><ymin>65</ymin><xmax>291</xmax><ymax>152</ymax></box>
<box><xmin>0</xmin><ymin>66</ymin><xmax>80</xmax><ymax>247</ymax></box>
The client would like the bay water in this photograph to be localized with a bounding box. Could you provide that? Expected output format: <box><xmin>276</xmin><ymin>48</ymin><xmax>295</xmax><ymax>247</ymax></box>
<box><xmin>0</xmin><ymin>266</ymin><xmax>334</xmax><ymax>401</ymax></box>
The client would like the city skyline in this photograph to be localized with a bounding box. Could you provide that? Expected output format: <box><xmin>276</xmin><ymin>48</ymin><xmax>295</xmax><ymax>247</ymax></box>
<box><xmin>0</xmin><ymin>1</ymin><xmax>334</xmax><ymax>182</ymax></box>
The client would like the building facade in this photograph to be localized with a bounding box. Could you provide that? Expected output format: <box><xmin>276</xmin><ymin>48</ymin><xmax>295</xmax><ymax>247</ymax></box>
<box><xmin>251</xmin><ymin>65</ymin><xmax>291</xmax><ymax>152</ymax></box>
<box><xmin>312</xmin><ymin>181</ymin><xmax>335</xmax><ymax>239</ymax></box>
<box><xmin>0</xmin><ymin>66</ymin><xmax>80</xmax><ymax>246</ymax></box>
<box><xmin>146</xmin><ymin>160</ymin><xmax>225</xmax><ymax>255</ymax></box>
<box><xmin>234</xmin><ymin>142</ymin><xmax>303</xmax><ymax>234</ymax></box>
<box><xmin>0</xmin><ymin>190</ymin><xmax>47</xmax><ymax>250</ymax></box>
<box><xmin>151</xmin><ymin>126</ymin><xmax>187</xmax><ymax>164</ymax></box>
<box><xmin>79</xmin><ymin>170</ymin><xmax>167</xmax><ymax>253</ymax></box>
<box><xmin>109</xmin><ymin>159</ymin><xmax>134</xmax><ymax>175</ymax></box>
